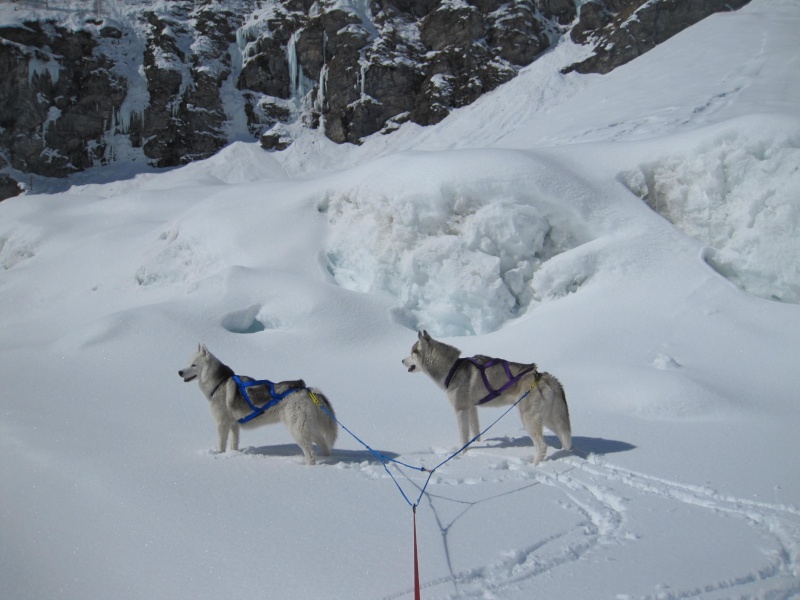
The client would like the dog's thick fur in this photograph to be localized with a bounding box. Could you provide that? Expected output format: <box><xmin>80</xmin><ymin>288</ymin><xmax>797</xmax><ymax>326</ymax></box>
<box><xmin>179</xmin><ymin>344</ymin><xmax>337</xmax><ymax>465</ymax></box>
<box><xmin>402</xmin><ymin>331</ymin><xmax>571</xmax><ymax>465</ymax></box>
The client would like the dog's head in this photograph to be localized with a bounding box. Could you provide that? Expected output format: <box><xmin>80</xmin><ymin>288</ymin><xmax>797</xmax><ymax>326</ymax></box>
<box><xmin>178</xmin><ymin>343</ymin><xmax>211</xmax><ymax>382</ymax></box>
<box><xmin>402</xmin><ymin>330</ymin><xmax>433</xmax><ymax>373</ymax></box>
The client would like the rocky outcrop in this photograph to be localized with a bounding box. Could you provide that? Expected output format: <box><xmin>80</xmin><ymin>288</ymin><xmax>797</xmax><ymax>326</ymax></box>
<box><xmin>0</xmin><ymin>21</ymin><xmax>126</xmax><ymax>179</ymax></box>
<box><xmin>0</xmin><ymin>1</ymin><xmax>250</xmax><ymax>189</ymax></box>
<box><xmin>252</xmin><ymin>0</ymin><xmax>566</xmax><ymax>147</ymax></box>
<box><xmin>138</xmin><ymin>4</ymin><xmax>249</xmax><ymax>167</ymax></box>
<box><xmin>0</xmin><ymin>171</ymin><xmax>23</xmax><ymax>200</ymax></box>
<box><xmin>564</xmin><ymin>0</ymin><xmax>751</xmax><ymax>75</ymax></box>
<box><xmin>0</xmin><ymin>0</ymin><xmax>752</xmax><ymax>199</ymax></box>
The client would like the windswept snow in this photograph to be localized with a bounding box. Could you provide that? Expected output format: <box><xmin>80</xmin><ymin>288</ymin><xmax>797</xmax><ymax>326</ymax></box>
<box><xmin>1</xmin><ymin>1</ymin><xmax>800</xmax><ymax>599</ymax></box>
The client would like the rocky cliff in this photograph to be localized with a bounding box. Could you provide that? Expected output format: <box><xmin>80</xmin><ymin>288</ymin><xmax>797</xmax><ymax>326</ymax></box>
<box><xmin>0</xmin><ymin>0</ymin><xmax>749</xmax><ymax>199</ymax></box>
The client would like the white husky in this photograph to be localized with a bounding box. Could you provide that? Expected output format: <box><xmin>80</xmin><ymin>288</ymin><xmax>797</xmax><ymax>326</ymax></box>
<box><xmin>179</xmin><ymin>344</ymin><xmax>337</xmax><ymax>465</ymax></box>
<box><xmin>402</xmin><ymin>331</ymin><xmax>571</xmax><ymax>465</ymax></box>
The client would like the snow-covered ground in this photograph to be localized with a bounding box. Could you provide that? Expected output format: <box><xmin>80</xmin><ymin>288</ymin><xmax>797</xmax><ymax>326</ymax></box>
<box><xmin>2</xmin><ymin>1</ymin><xmax>799</xmax><ymax>598</ymax></box>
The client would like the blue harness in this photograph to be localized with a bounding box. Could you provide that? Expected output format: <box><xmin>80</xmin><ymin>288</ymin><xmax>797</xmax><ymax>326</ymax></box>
<box><xmin>232</xmin><ymin>375</ymin><xmax>306</xmax><ymax>424</ymax></box>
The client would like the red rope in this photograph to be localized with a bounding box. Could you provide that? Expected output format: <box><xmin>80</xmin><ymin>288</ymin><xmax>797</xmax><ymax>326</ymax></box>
<box><xmin>413</xmin><ymin>506</ymin><xmax>421</xmax><ymax>600</ymax></box>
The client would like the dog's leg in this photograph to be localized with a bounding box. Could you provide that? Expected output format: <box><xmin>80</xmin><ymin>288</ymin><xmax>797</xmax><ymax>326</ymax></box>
<box><xmin>300</xmin><ymin>441</ymin><xmax>316</xmax><ymax>465</ymax></box>
<box><xmin>285</xmin><ymin>412</ymin><xmax>317</xmax><ymax>465</ymax></box>
<box><xmin>310</xmin><ymin>408</ymin><xmax>331</xmax><ymax>458</ymax></box>
<box><xmin>469</xmin><ymin>406</ymin><xmax>481</xmax><ymax>442</ymax></box>
<box><xmin>217</xmin><ymin>423</ymin><xmax>230</xmax><ymax>453</ymax></box>
<box><xmin>531</xmin><ymin>418</ymin><xmax>547</xmax><ymax>466</ymax></box>
<box><xmin>456</xmin><ymin>408</ymin><xmax>472</xmax><ymax>450</ymax></box>
<box><xmin>292</xmin><ymin>432</ymin><xmax>316</xmax><ymax>465</ymax></box>
<box><xmin>230</xmin><ymin>423</ymin><xmax>240</xmax><ymax>452</ymax></box>
<box><xmin>519</xmin><ymin>401</ymin><xmax>547</xmax><ymax>465</ymax></box>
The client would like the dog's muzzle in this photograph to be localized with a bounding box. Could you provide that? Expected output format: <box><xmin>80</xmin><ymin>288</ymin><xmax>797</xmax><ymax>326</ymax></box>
<box><xmin>179</xmin><ymin>370</ymin><xmax>197</xmax><ymax>382</ymax></box>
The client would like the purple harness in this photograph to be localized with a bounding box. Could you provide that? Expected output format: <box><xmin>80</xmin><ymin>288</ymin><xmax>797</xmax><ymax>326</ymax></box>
<box><xmin>444</xmin><ymin>356</ymin><xmax>538</xmax><ymax>405</ymax></box>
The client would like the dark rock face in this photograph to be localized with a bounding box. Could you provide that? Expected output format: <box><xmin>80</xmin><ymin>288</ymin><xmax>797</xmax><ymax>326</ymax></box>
<box><xmin>138</xmin><ymin>6</ymin><xmax>244</xmax><ymax>167</ymax></box>
<box><xmin>565</xmin><ymin>0</ymin><xmax>751</xmax><ymax>75</ymax></box>
<box><xmin>489</xmin><ymin>3</ymin><xmax>551</xmax><ymax>67</ymax></box>
<box><xmin>0</xmin><ymin>0</ymin><xmax>752</xmax><ymax>193</ymax></box>
<box><xmin>0</xmin><ymin>22</ymin><xmax>126</xmax><ymax>178</ymax></box>
<box><xmin>0</xmin><ymin>174</ymin><xmax>23</xmax><ymax>201</ymax></box>
<box><xmin>255</xmin><ymin>0</ymin><xmax>563</xmax><ymax>145</ymax></box>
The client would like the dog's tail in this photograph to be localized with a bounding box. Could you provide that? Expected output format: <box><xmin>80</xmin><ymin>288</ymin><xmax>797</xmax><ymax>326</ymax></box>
<box><xmin>309</xmin><ymin>388</ymin><xmax>339</xmax><ymax>450</ymax></box>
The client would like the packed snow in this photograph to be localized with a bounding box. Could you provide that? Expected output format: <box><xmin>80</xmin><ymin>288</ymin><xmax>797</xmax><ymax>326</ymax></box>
<box><xmin>2</xmin><ymin>1</ymin><xmax>800</xmax><ymax>599</ymax></box>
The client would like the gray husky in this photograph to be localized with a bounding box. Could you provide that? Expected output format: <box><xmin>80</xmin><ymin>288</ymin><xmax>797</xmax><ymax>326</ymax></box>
<box><xmin>402</xmin><ymin>331</ymin><xmax>571</xmax><ymax>465</ymax></box>
<box><xmin>179</xmin><ymin>344</ymin><xmax>337</xmax><ymax>465</ymax></box>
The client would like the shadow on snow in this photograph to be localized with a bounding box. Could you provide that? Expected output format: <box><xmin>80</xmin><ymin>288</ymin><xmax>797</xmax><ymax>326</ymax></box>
<box><xmin>481</xmin><ymin>434</ymin><xmax>637</xmax><ymax>458</ymax></box>
<box><xmin>241</xmin><ymin>443</ymin><xmax>401</xmax><ymax>465</ymax></box>
<box><xmin>240</xmin><ymin>435</ymin><xmax>635</xmax><ymax>464</ymax></box>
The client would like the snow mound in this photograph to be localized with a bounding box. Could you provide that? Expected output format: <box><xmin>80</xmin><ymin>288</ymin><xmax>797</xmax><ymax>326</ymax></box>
<box><xmin>319</xmin><ymin>152</ymin><xmax>590</xmax><ymax>336</ymax></box>
<box><xmin>0</xmin><ymin>231</ymin><xmax>37</xmax><ymax>270</ymax></box>
<box><xmin>176</xmin><ymin>142</ymin><xmax>287</xmax><ymax>185</ymax></box>
<box><xmin>135</xmin><ymin>228</ymin><xmax>220</xmax><ymax>288</ymax></box>
<box><xmin>621</xmin><ymin>124</ymin><xmax>800</xmax><ymax>303</ymax></box>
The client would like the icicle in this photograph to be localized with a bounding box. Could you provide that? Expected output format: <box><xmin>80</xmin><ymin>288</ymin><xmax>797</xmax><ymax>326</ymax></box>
<box><xmin>28</xmin><ymin>57</ymin><xmax>61</xmax><ymax>85</ymax></box>
<box><xmin>287</xmin><ymin>31</ymin><xmax>300</xmax><ymax>99</ymax></box>
<box><xmin>316</xmin><ymin>64</ymin><xmax>328</xmax><ymax>113</ymax></box>
<box><xmin>113</xmin><ymin>101</ymin><xmax>142</xmax><ymax>135</ymax></box>
<box><xmin>359</xmin><ymin>59</ymin><xmax>367</xmax><ymax>100</ymax></box>
<box><xmin>41</xmin><ymin>106</ymin><xmax>61</xmax><ymax>140</ymax></box>
<box><xmin>316</xmin><ymin>31</ymin><xmax>329</xmax><ymax>113</ymax></box>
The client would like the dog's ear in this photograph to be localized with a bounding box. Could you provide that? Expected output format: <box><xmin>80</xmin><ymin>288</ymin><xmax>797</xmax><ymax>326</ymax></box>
<box><xmin>422</xmin><ymin>330</ymin><xmax>432</xmax><ymax>341</ymax></box>
<box><xmin>199</xmin><ymin>343</ymin><xmax>209</xmax><ymax>356</ymax></box>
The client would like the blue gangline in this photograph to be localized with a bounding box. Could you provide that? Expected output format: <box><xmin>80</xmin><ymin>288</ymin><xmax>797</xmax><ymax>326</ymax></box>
<box><xmin>316</xmin><ymin>388</ymin><xmax>532</xmax><ymax>508</ymax></box>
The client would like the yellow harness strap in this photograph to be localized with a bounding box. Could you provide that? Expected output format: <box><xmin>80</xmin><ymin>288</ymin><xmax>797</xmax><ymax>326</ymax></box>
<box><xmin>308</xmin><ymin>389</ymin><xmax>322</xmax><ymax>408</ymax></box>
<box><xmin>531</xmin><ymin>372</ymin><xmax>542</xmax><ymax>391</ymax></box>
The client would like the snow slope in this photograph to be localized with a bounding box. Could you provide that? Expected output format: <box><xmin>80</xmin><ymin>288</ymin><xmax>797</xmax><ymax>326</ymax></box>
<box><xmin>1</xmin><ymin>1</ymin><xmax>799</xmax><ymax>599</ymax></box>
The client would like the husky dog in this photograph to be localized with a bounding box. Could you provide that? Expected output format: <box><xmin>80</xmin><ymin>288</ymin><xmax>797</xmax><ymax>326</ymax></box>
<box><xmin>179</xmin><ymin>344</ymin><xmax>338</xmax><ymax>465</ymax></box>
<box><xmin>402</xmin><ymin>331</ymin><xmax>571</xmax><ymax>465</ymax></box>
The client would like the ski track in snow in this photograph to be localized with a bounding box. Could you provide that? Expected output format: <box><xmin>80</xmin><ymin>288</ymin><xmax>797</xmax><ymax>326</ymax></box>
<box><xmin>560</xmin><ymin>455</ymin><xmax>800</xmax><ymax>600</ymax></box>
<box><xmin>329</xmin><ymin>442</ymin><xmax>800</xmax><ymax>600</ymax></box>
